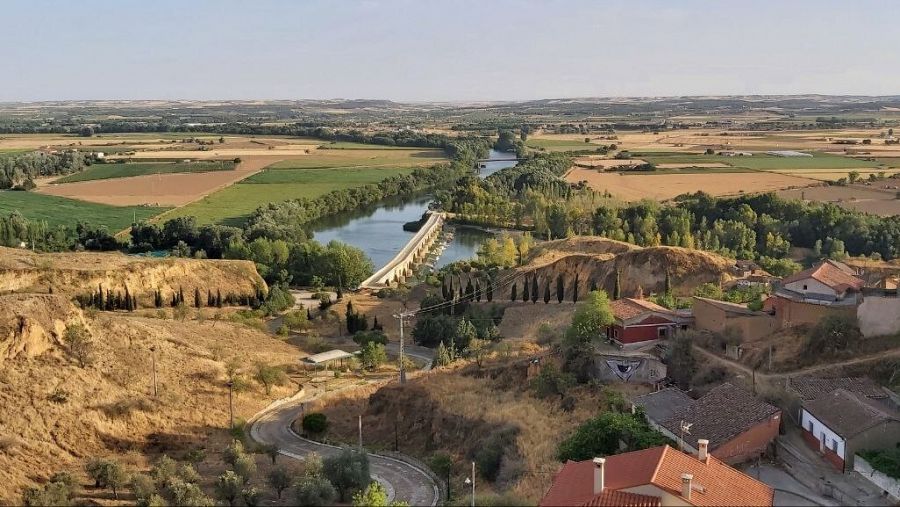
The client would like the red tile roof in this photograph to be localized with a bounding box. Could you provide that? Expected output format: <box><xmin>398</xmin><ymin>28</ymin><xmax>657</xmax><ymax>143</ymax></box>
<box><xmin>581</xmin><ymin>490</ymin><xmax>661</xmax><ymax>507</ymax></box>
<box><xmin>539</xmin><ymin>446</ymin><xmax>773</xmax><ymax>507</ymax></box>
<box><xmin>782</xmin><ymin>260</ymin><xmax>864</xmax><ymax>293</ymax></box>
<box><xmin>610</xmin><ymin>298</ymin><xmax>677</xmax><ymax>322</ymax></box>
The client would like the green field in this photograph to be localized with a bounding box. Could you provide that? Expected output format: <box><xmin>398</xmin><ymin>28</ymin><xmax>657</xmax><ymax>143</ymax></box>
<box><xmin>526</xmin><ymin>138</ymin><xmax>606</xmax><ymax>152</ymax></box>
<box><xmin>166</xmin><ymin>165</ymin><xmax>418</xmax><ymax>226</ymax></box>
<box><xmin>319</xmin><ymin>141</ymin><xmax>428</xmax><ymax>150</ymax></box>
<box><xmin>636</xmin><ymin>151</ymin><xmax>880</xmax><ymax>170</ymax></box>
<box><xmin>266</xmin><ymin>148</ymin><xmax>446</xmax><ymax>170</ymax></box>
<box><xmin>54</xmin><ymin>160</ymin><xmax>236</xmax><ymax>183</ymax></box>
<box><xmin>0</xmin><ymin>191</ymin><xmax>169</xmax><ymax>230</ymax></box>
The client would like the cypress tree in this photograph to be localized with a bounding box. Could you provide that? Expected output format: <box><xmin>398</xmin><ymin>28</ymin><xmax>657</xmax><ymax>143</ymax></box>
<box><xmin>556</xmin><ymin>274</ymin><xmax>564</xmax><ymax>303</ymax></box>
<box><xmin>98</xmin><ymin>284</ymin><xmax>105</xmax><ymax>310</ymax></box>
<box><xmin>216</xmin><ymin>289</ymin><xmax>223</xmax><ymax>308</ymax></box>
<box><xmin>475</xmin><ymin>280</ymin><xmax>482</xmax><ymax>302</ymax></box>
<box><xmin>590</xmin><ymin>279</ymin><xmax>598</xmax><ymax>293</ymax></box>
<box><xmin>307</xmin><ymin>307</ymin><xmax>313</xmax><ymax>320</ymax></box>
<box><xmin>613</xmin><ymin>271</ymin><xmax>621</xmax><ymax>300</ymax></box>
<box><xmin>179</xmin><ymin>286</ymin><xmax>185</xmax><ymax>306</ymax></box>
<box><xmin>446</xmin><ymin>279</ymin><xmax>454</xmax><ymax>301</ymax></box>
<box><xmin>194</xmin><ymin>288</ymin><xmax>202</xmax><ymax>308</ymax></box>
<box><xmin>346</xmin><ymin>301</ymin><xmax>355</xmax><ymax>334</ymax></box>
<box><xmin>486</xmin><ymin>277</ymin><xmax>493</xmax><ymax>302</ymax></box>
<box><xmin>511</xmin><ymin>282</ymin><xmax>517</xmax><ymax>302</ymax></box>
<box><xmin>124</xmin><ymin>287</ymin><xmax>132</xmax><ymax>311</ymax></box>
<box><xmin>543</xmin><ymin>278</ymin><xmax>551</xmax><ymax>303</ymax></box>
<box><xmin>572</xmin><ymin>273</ymin><xmax>579</xmax><ymax>303</ymax></box>
<box><xmin>465</xmin><ymin>279</ymin><xmax>475</xmax><ymax>302</ymax></box>
<box><xmin>523</xmin><ymin>276</ymin><xmax>530</xmax><ymax>302</ymax></box>
<box><xmin>132</xmin><ymin>295</ymin><xmax>138</xmax><ymax>311</ymax></box>
<box><xmin>208</xmin><ymin>289</ymin><xmax>214</xmax><ymax>307</ymax></box>
<box><xmin>531</xmin><ymin>272</ymin><xmax>538</xmax><ymax>303</ymax></box>
<box><xmin>664</xmin><ymin>270</ymin><xmax>672</xmax><ymax>295</ymax></box>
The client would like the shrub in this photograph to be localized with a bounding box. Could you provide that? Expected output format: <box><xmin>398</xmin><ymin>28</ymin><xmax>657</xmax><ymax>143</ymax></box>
<box><xmin>557</xmin><ymin>412</ymin><xmax>670</xmax><ymax>462</ymax></box>
<box><xmin>359</xmin><ymin>342</ymin><xmax>387</xmax><ymax>370</ymax></box>
<box><xmin>530</xmin><ymin>363</ymin><xmax>574</xmax><ymax>399</ymax></box>
<box><xmin>267</xmin><ymin>466</ymin><xmax>292</xmax><ymax>499</ymax></box>
<box><xmin>214</xmin><ymin>471</ymin><xmax>242</xmax><ymax>506</ymax></box>
<box><xmin>302</xmin><ymin>413</ymin><xmax>329</xmax><ymax>436</ymax></box>
<box><xmin>474</xmin><ymin>427</ymin><xmax>518</xmax><ymax>482</ymax></box>
<box><xmin>253</xmin><ymin>362</ymin><xmax>287</xmax><ymax>395</ymax></box>
<box><xmin>294</xmin><ymin>475</ymin><xmax>337</xmax><ymax>506</ymax></box>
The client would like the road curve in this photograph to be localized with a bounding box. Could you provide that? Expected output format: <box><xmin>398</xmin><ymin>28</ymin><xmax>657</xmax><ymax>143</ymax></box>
<box><xmin>249</xmin><ymin>385</ymin><xmax>439</xmax><ymax>506</ymax></box>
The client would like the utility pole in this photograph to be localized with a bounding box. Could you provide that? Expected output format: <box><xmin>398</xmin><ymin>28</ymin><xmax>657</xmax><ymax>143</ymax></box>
<box><xmin>393</xmin><ymin>311</ymin><xmax>413</xmax><ymax>384</ymax></box>
<box><xmin>150</xmin><ymin>346</ymin><xmax>158</xmax><ymax>398</ymax></box>
<box><xmin>226</xmin><ymin>380</ymin><xmax>234</xmax><ymax>429</ymax></box>
<box><xmin>469</xmin><ymin>461</ymin><xmax>476</xmax><ymax>507</ymax></box>
<box><xmin>358</xmin><ymin>415</ymin><xmax>363</xmax><ymax>448</ymax></box>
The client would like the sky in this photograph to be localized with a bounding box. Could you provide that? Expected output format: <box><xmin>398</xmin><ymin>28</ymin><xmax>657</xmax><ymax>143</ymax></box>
<box><xmin>3</xmin><ymin>0</ymin><xmax>899</xmax><ymax>102</ymax></box>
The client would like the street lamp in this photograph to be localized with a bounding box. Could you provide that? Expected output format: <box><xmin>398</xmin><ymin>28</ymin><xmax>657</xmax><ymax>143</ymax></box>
<box><xmin>225</xmin><ymin>380</ymin><xmax>234</xmax><ymax>430</ymax></box>
<box><xmin>464</xmin><ymin>461</ymin><xmax>475</xmax><ymax>507</ymax></box>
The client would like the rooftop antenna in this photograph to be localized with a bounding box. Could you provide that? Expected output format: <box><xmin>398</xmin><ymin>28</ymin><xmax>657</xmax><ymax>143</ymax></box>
<box><xmin>679</xmin><ymin>421</ymin><xmax>693</xmax><ymax>451</ymax></box>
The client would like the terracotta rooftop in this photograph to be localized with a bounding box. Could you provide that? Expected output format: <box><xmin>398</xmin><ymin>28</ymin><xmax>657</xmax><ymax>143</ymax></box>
<box><xmin>610</xmin><ymin>298</ymin><xmax>676</xmax><ymax>322</ymax></box>
<box><xmin>788</xmin><ymin>376</ymin><xmax>887</xmax><ymax>401</ymax></box>
<box><xmin>540</xmin><ymin>445</ymin><xmax>774</xmax><ymax>506</ymax></box>
<box><xmin>782</xmin><ymin>260</ymin><xmax>864</xmax><ymax>293</ymax></box>
<box><xmin>803</xmin><ymin>388</ymin><xmax>900</xmax><ymax>438</ymax></box>
<box><xmin>581</xmin><ymin>489</ymin><xmax>661</xmax><ymax>507</ymax></box>
<box><xmin>659</xmin><ymin>383</ymin><xmax>781</xmax><ymax>451</ymax></box>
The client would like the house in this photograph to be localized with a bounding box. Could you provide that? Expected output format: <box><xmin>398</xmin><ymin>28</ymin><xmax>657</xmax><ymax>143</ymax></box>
<box><xmin>799</xmin><ymin>388</ymin><xmax>900</xmax><ymax>471</ymax></box>
<box><xmin>606</xmin><ymin>298</ymin><xmax>690</xmax><ymax>347</ymax></box>
<box><xmin>770</xmin><ymin>260</ymin><xmax>864</xmax><ymax>327</ymax></box>
<box><xmin>539</xmin><ymin>444</ymin><xmax>774</xmax><ymax>506</ymax></box>
<box><xmin>632</xmin><ymin>383</ymin><xmax>781</xmax><ymax>464</ymax></box>
<box><xmin>785</xmin><ymin>376</ymin><xmax>900</xmax><ymax>471</ymax></box>
<box><xmin>692</xmin><ymin>297</ymin><xmax>778</xmax><ymax>343</ymax></box>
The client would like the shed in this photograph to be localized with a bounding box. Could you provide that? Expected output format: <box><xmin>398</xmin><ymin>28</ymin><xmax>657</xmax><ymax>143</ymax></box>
<box><xmin>302</xmin><ymin>349</ymin><xmax>353</xmax><ymax>370</ymax></box>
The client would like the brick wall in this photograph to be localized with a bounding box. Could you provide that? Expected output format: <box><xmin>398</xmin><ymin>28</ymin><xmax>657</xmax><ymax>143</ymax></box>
<box><xmin>711</xmin><ymin>412</ymin><xmax>781</xmax><ymax>464</ymax></box>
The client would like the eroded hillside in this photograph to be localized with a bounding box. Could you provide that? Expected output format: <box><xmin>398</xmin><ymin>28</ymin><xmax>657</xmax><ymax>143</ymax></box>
<box><xmin>0</xmin><ymin>247</ymin><xmax>266</xmax><ymax>304</ymax></box>
<box><xmin>0</xmin><ymin>249</ymin><xmax>300</xmax><ymax>504</ymax></box>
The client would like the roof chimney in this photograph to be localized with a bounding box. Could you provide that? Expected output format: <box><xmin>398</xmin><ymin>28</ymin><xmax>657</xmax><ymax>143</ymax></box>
<box><xmin>698</xmin><ymin>438</ymin><xmax>709</xmax><ymax>463</ymax></box>
<box><xmin>681</xmin><ymin>473</ymin><xmax>693</xmax><ymax>500</ymax></box>
<box><xmin>592</xmin><ymin>458</ymin><xmax>605</xmax><ymax>494</ymax></box>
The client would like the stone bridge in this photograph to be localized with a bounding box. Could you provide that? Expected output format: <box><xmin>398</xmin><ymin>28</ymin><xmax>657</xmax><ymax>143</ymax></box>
<box><xmin>358</xmin><ymin>212</ymin><xmax>445</xmax><ymax>289</ymax></box>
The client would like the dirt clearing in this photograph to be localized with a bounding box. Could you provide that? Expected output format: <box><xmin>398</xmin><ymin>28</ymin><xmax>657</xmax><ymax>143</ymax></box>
<box><xmin>778</xmin><ymin>185</ymin><xmax>900</xmax><ymax>216</ymax></box>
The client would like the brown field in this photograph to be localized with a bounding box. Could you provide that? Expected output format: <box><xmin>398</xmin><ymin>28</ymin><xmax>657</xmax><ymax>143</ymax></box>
<box><xmin>36</xmin><ymin>155</ymin><xmax>288</xmax><ymax>206</ymax></box>
<box><xmin>778</xmin><ymin>184</ymin><xmax>900</xmax><ymax>216</ymax></box>
<box><xmin>532</xmin><ymin>128</ymin><xmax>900</xmax><ymax>155</ymax></box>
<box><xmin>767</xmin><ymin>168</ymin><xmax>900</xmax><ymax>181</ymax></box>
<box><xmin>572</xmin><ymin>156</ymin><xmax>647</xmax><ymax>168</ymax></box>
<box><xmin>566</xmin><ymin>167</ymin><xmax>815</xmax><ymax>201</ymax></box>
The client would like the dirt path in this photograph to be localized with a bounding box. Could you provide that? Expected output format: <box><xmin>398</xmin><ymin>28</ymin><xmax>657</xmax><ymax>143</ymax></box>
<box><xmin>693</xmin><ymin>344</ymin><xmax>900</xmax><ymax>380</ymax></box>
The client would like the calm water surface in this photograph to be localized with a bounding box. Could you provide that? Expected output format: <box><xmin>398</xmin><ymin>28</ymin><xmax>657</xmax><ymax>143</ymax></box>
<box><xmin>310</xmin><ymin>150</ymin><xmax>516</xmax><ymax>270</ymax></box>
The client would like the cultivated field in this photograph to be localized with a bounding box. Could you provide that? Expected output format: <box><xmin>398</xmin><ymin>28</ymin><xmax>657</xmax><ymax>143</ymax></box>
<box><xmin>778</xmin><ymin>184</ymin><xmax>900</xmax><ymax>216</ymax></box>
<box><xmin>0</xmin><ymin>191</ymin><xmax>167</xmax><ymax>229</ymax></box>
<box><xmin>53</xmin><ymin>160</ymin><xmax>236</xmax><ymax>183</ymax></box>
<box><xmin>566</xmin><ymin>167</ymin><xmax>815</xmax><ymax>201</ymax></box>
<box><xmin>36</xmin><ymin>155</ymin><xmax>285</xmax><ymax>207</ymax></box>
<box><xmin>164</xmin><ymin>164</ymin><xmax>421</xmax><ymax>226</ymax></box>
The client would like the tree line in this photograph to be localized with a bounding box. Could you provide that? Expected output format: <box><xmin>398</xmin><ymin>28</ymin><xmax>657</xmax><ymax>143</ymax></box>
<box><xmin>1</xmin><ymin>150</ymin><xmax>94</xmax><ymax>189</ymax></box>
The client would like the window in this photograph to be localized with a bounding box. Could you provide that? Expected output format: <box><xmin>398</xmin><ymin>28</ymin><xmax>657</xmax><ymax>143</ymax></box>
<box><xmin>802</xmin><ymin>284</ymin><xmax>808</xmax><ymax>290</ymax></box>
<box><xmin>830</xmin><ymin>439</ymin><xmax>838</xmax><ymax>453</ymax></box>
<box><xmin>806</xmin><ymin>419</ymin><xmax>813</xmax><ymax>432</ymax></box>
<box><xmin>657</xmin><ymin>327</ymin><xmax>668</xmax><ymax>339</ymax></box>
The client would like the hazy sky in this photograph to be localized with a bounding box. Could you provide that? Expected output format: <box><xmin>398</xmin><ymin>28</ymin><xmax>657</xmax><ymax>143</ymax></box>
<box><xmin>3</xmin><ymin>0</ymin><xmax>898</xmax><ymax>102</ymax></box>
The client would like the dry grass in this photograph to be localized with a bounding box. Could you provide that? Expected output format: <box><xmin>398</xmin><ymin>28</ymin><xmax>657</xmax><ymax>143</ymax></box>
<box><xmin>0</xmin><ymin>292</ymin><xmax>307</xmax><ymax>503</ymax></box>
<box><xmin>777</xmin><ymin>185</ymin><xmax>900</xmax><ymax>217</ymax></box>
<box><xmin>566</xmin><ymin>167</ymin><xmax>815</xmax><ymax>201</ymax></box>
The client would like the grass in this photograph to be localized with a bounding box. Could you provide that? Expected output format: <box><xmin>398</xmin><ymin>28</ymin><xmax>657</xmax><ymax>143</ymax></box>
<box><xmin>319</xmin><ymin>141</ymin><xmax>432</xmax><ymax>150</ymax></box>
<box><xmin>165</xmin><ymin>166</ymin><xmax>419</xmax><ymax>226</ymax></box>
<box><xmin>637</xmin><ymin>151</ymin><xmax>880</xmax><ymax>170</ymax></box>
<box><xmin>54</xmin><ymin>160</ymin><xmax>236</xmax><ymax>183</ymax></box>
<box><xmin>268</xmin><ymin>148</ymin><xmax>446</xmax><ymax>170</ymax></box>
<box><xmin>527</xmin><ymin>138</ymin><xmax>607</xmax><ymax>152</ymax></box>
<box><xmin>0</xmin><ymin>191</ymin><xmax>168</xmax><ymax>229</ymax></box>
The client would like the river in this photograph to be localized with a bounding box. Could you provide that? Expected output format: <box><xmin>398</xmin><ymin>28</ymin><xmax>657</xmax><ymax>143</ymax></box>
<box><xmin>309</xmin><ymin>149</ymin><xmax>516</xmax><ymax>270</ymax></box>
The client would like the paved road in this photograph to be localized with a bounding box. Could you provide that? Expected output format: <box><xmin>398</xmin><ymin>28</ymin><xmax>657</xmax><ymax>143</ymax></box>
<box><xmin>250</xmin><ymin>345</ymin><xmax>438</xmax><ymax>506</ymax></box>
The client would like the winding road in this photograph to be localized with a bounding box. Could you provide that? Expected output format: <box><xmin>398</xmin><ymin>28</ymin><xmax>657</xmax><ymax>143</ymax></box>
<box><xmin>249</xmin><ymin>344</ymin><xmax>438</xmax><ymax>506</ymax></box>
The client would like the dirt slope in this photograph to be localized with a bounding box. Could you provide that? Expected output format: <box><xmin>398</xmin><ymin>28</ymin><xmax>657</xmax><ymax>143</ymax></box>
<box><xmin>0</xmin><ymin>251</ymin><xmax>299</xmax><ymax>503</ymax></box>
<box><xmin>0</xmin><ymin>247</ymin><xmax>265</xmax><ymax>304</ymax></box>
